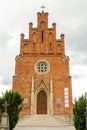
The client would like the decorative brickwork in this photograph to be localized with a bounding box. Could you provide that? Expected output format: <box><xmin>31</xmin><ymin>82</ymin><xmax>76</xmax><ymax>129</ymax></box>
<box><xmin>12</xmin><ymin>11</ymin><xmax>73</xmax><ymax>116</ymax></box>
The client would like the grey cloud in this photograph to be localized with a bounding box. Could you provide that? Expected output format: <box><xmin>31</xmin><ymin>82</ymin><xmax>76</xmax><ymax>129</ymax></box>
<box><xmin>65</xmin><ymin>20</ymin><xmax>87</xmax><ymax>65</ymax></box>
<box><xmin>72</xmin><ymin>73</ymin><xmax>81</xmax><ymax>80</ymax></box>
<box><xmin>1</xmin><ymin>75</ymin><xmax>11</xmax><ymax>85</ymax></box>
<box><xmin>0</xmin><ymin>0</ymin><xmax>87</xmax><ymax>99</ymax></box>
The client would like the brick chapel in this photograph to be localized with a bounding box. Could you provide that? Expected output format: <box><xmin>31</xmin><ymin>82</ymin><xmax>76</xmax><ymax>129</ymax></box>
<box><xmin>12</xmin><ymin>11</ymin><xmax>73</xmax><ymax>116</ymax></box>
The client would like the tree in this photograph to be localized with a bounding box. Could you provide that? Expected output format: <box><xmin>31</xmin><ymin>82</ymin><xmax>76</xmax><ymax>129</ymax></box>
<box><xmin>73</xmin><ymin>93</ymin><xmax>87</xmax><ymax>130</ymax></box>
<box><xmin>0</xmin><ymin>96</ymin><xmax>4</xmax><ymax>122</ymax></box>
<box><xmin>0</xmin><ymin>90</ymin><xmax>23</xmax><ymax>130</ymax></box>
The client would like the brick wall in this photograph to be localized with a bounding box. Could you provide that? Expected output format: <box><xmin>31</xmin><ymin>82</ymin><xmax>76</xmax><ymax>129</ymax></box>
<box><xmin>12</xmin><ymin>11</ymin><xmax>73</xmax><ymax>115</ymax></box>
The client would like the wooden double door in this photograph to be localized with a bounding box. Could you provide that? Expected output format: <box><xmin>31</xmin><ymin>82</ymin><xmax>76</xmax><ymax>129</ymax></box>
<box><xmin>37</xmin><ymin>90</ymin><xmax>47</xmax><ymax>114</ymax></box>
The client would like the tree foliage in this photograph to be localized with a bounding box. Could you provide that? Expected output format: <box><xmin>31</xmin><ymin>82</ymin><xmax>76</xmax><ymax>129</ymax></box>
<box><xmin>73</xmin><ymin>94</ymin><xmax>87</xmax><ymax>130</ymax></box>
<box><xmin>0</xmin><ymin>90</ymin><xmax>23</xmax><ymax>130</ymax></box>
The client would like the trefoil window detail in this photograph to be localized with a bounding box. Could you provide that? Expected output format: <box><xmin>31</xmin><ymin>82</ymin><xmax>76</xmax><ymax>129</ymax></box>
<box><xmin>35</xmin><ymin>60</ymin><xmax>50</xmax><ymax>75</ymax></box>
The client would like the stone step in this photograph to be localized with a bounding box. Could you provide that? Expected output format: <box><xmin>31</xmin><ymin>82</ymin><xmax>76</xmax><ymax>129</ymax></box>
<box><xmin>17</xmin><ymin>115</ymin><xmax>71</xmax><ymax>127</ymax></box>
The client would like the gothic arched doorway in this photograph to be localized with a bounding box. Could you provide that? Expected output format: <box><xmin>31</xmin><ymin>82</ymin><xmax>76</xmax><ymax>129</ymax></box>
<box><xmin>37</xmin><ymin>90</ymin><xmax>47</xmax><ymax>114</ymax></box>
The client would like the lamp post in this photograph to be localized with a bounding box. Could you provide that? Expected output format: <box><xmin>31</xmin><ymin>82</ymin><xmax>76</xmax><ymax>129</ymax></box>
<box><xmin>84</xmin><ymin>93</ymin><xmax>87</xmax><ymax>130</ymax></box>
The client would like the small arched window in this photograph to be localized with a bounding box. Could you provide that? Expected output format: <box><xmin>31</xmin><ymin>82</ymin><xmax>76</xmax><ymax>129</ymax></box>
<box><xmin>49</xmin><ymin>42</ymin><xmax>52</xmax><ymax>52</ymax></box>
<box><xmin>57</xmin><ymin>44</ymin><xmax>62</xmax><ymax>53</ymax></box>
<box><xmin>23</xmin><ymin>43</ymin><xmax>28</xmax><ymax>53</ymax></box>
<box><xmin>32</xmin><ymin>42</ymin><xmax>36</xmax><ymax>53</ymax></box>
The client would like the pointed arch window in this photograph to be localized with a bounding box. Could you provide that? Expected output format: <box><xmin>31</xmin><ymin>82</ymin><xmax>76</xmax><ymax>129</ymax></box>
<box><xmin>42</xmin><ymin>31</ymin><xmax>43</xmax><ymax>43</ymax></box>
<box><xmin>49</xmin><ymin>42</ymin><xmax>52</xmax><ymax>52</ymax></box>
<box><xmin>32</xmin><ymin>42</ymin><xmax>36</xmax><ymax>53</ymax></box>
<box><xmin>40</xmin><ymin>21</ymin><xmax>45</xmax><ymax>43</ymax></box>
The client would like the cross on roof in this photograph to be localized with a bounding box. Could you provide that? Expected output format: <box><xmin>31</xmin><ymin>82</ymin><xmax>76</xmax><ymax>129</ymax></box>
<box><xmin>41</xmin><ymin>5</ymin><xmax>46</xmax><ymax>11</ymax></box>
<box><xmin>2</xmin><ymin>101</ymin><xmax>9</xmax><ymax>113</ymax></box>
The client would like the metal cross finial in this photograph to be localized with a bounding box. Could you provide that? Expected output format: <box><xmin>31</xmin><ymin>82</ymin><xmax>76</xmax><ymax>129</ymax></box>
<box><xmin>41</xmin><ymin>5</ymin><xmax>45</xmax><ymax>11</ymax></box>
<box><xmin>2</xmin><ymin>101</ymin><xmax>9</xmax><ymax>113</ymax></box>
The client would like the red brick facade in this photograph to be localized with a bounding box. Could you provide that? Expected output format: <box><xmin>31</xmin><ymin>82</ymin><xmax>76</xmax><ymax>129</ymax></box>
<box><xmin>12</xmin><ymin>11</ymin><xmax>73</xmax><ymax>115</ymax></box>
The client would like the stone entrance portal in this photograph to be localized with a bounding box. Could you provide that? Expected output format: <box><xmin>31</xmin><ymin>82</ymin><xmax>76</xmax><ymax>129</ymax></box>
<box><xmin>37</xmin><ymin>90</ymin><xmax>47</xmax><ymax>114</ymax></box>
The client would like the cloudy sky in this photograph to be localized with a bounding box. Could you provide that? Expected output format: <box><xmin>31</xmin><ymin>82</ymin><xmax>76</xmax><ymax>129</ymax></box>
<box><xmin>0</xmin><ymin>0</ymin><xmax>87</xmax><ymax>100</ymax></box>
